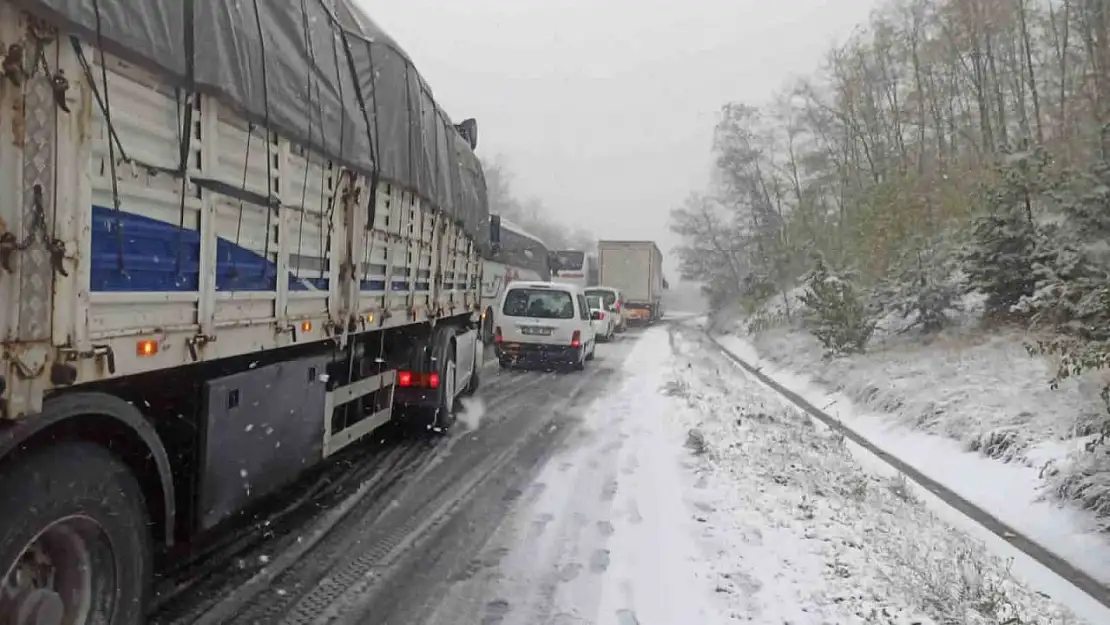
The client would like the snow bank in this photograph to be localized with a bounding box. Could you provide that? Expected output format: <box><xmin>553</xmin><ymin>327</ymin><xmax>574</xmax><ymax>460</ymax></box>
<box><xmin>666</xmin><ymin>327</ymin><xmax>1092</xmax><ymax>624</ymax></box>
<box><xmin>736</xmin><ymin>318</ymin><xmax>1108</xmax><ymax>492</ymax></box>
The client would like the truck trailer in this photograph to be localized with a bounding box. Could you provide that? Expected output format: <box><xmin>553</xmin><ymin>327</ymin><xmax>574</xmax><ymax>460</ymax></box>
<box><xmin>597</xmin><ymin>240</ymin><xmax>665</xmax><ymax>325</ymax></box>
<box><xmin>0</xmin><ymin>1</ymin><xmax>495</xmax><ymax>622</ymax></box>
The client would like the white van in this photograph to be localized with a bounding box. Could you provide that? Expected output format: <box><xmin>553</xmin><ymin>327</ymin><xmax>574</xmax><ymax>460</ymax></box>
<box><xmin>494</xmin><ymin>281</ymin><xmax>598</xmax><ymax>370</ymax></box>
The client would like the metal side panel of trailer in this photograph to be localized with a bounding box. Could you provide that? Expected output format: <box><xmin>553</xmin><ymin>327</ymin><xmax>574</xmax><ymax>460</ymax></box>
<box><xmin>0</xmin><ymin>8</ymin><xmax>481</xmax><ymax>417</ymax></box>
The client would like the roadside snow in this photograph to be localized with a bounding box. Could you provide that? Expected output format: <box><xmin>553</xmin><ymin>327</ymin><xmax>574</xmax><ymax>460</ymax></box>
<box><xmin>668</xmin><ymin>326</ymin><xmax>1091</xmax><ymax>624</ymax></box>
<box><xmin>743</xmin><ymin>324</ymin><xmax>1105</xmax><ymax>470</ymax></box>
<box><xmin>716</xmin><ymin>328</ymin><xmax>1110</xmax><ymax>594</ymax></box>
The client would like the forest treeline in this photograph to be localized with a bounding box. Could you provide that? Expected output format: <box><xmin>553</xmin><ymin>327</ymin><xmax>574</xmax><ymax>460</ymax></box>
<box><xmin>671</xmin><ymin>0</ymin><xmax>1110</xmax><ymax>512</ymax></box>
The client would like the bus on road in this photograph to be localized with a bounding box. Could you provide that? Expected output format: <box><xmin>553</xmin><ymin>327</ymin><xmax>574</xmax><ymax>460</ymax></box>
<box><xmin>549</xmin><ymin>249</ymin><xmax>590</xmax><ymax>291</ymax></box>
<box><xmin>481</xmin><ymin>218</ymin><xmax>551</xmax><ymax>341</ymax></box>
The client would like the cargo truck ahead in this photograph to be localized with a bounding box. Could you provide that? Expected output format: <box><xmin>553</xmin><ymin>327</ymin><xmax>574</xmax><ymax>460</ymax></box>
<box><xmin>597</xmin><ymin>241</ymin><xmax>665</xmax><ymax>325</ymax></box>
<box><xmin>0</xmin><ymin>2</ymin><xmax>495</xmax><ymax>623</ymax></box>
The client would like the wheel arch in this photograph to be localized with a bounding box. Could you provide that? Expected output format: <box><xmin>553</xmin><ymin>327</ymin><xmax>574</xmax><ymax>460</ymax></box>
<box><xmin>0</xmin><ymin>391</ymin><xmax>176</xmax><ymax>547</ymax></box>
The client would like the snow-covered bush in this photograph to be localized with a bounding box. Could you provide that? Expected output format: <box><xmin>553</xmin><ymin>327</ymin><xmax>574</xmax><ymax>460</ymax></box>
<box><xmin>800</xmin><ymin>254</ymin><xmax>876</xmax><ymax>357</ymax></box>
<box><xmin>874</xmin><ymin>238</ymin><xmax>963</xmax><ymax>334</ymax></box>
<box><xmin>1016</xmin><ymin>235</ymin><xmax>1110</xmax><ymax>337</ymax></box>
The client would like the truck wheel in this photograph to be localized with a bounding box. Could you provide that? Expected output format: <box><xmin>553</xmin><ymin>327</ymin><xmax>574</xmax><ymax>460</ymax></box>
<box><xmin>0</xmin><ymin>442</ymin><xmax>150</xmax><ymax>625</ymax></box>
<box><xmin>463</xmin><ymin>352</ymin><xmax>481</xmax><ymax>396</ymax></box>
<box><xmin>482</xmin><ymin>308</ymin><xmax>495</xmax><ymax>345</ymax></box>
<box><xmin>433</xmin><ymin>341</ymin><xmax>459</xmax><ymax>432</ymax></box>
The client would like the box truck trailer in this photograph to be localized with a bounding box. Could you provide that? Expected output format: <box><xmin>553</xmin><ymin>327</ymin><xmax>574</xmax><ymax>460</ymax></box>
<box><xmin>597</xmin><ymin>241</ymin><xmax>665</xmax><ymax>325</ymax></box>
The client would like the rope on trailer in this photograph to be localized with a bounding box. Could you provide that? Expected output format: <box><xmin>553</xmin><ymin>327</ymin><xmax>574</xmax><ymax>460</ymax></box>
<box><xmin>319</xmin><ymin>13</ymin><xmax>347</xmax><ymax>288</ymax></box>
<box><xmin>335</xmin><ymin>20</ymin><xmax>382</xmax><ymax>282</ymax></box>
<box><xmin>229</xmin><ymin>125</ymin><xmax>253</xmax><ymax>281</ymax></box>
<box><xmin>251</xmin><ymin>0</ymin><xmax>277</xmax><ymax>283</ymax></box>
<box><xmin>356</xmin><ymin>40</ymin><xmax>381</xmax><ymax>287</ymax></box>
<box><xmin>73</xmin><ymin>0</ymin><xmax>125</xmax><ymax>275</ymax></box>
<box><xmin>293</xmin><ymin>0</ymin><xmax>324</xmax><ymax>288</ymax></box>
<box><xmin>172</xmin><ymin>0</ymin><xmax>196</xmax><ymax>284</ymax></box>
<box><xmin>317</xmin><ymin>1</ymin><xmax>348</xmax><ymax>287</ymax></box>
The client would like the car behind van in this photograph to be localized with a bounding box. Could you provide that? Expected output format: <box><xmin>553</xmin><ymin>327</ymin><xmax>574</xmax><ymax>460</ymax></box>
<box><xmin>585</xmin><ymin>286</ymin><xmax>625</xmax><ymax>333</ymax></box>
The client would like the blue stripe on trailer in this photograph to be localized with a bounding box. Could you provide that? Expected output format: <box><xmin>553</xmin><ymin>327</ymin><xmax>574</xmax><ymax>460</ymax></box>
<box><xmin>90</xmin><ymin>206</ymin><xmax>329</xmax><ymax>293</ymax></box>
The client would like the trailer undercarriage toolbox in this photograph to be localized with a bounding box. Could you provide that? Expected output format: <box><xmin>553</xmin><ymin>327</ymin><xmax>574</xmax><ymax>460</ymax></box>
<box><xmin>198</xmin><ymin>354</ymin><xmax>329</xmax><ymax>530</ymax></box>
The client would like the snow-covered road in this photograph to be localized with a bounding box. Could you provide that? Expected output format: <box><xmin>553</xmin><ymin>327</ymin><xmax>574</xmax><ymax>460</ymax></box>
<box><xmin>421</xmin><ymin>327</ymin><xmax>721</xmax><ymax>625</ymax></box>
<box><xmin>419</xmin><ymin>322</ymin><xmax>1087</xmax><ymax>625</ymax></box>
<box><xmin>166</xmin><ymin>320</ymin><xmax>1101</xmax><ymax>624</ymax></box>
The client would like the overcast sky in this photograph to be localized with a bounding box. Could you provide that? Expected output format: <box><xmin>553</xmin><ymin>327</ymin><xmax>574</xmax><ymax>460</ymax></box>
<box><xmin>362</xmin><ymin>0</ymin><xmax>878</xmax><ymax>277</ymax></box>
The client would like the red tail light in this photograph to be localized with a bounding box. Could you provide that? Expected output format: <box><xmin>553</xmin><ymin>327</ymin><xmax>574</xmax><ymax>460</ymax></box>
<box><xmin>494</xmin><ymin>326</ymin><xmax>503</xmax><ymax>344</ymax></box>
<box><xmin>571</xmin><ymin>330</ymin><xmax>581</xmax><ymax>348</ymax></box>
<box><xmin>615</xmin><ymin>301</ymin><xmax>621</xmax><ymax>312</ymax></box>
<box><xmin>397</xmin><ymin>370</ymin><xmax>438</xmax><ymax>388</ymax></box>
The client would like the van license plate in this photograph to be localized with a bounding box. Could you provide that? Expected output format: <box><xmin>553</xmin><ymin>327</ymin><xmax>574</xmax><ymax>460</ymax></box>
<box><xmin>522</xmin><ymin>327</ymin><xmax>552</xmax><ymax>336</ymax></box>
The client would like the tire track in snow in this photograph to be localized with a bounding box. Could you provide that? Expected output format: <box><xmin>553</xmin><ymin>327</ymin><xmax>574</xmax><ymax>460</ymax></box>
<box><xmin>694</xmin><ymin>324</ymin><xmax>1110</xmax><ymax>612</ymax></box>
<box><xmin>325</xmin><ymin>342</ymin><xmax>640</xmax><ymax>625</ymax></box>
<box><xmin>400</xmin><ymin>341</ymin><xmax>643</xmax><ymax>625</ymax></box>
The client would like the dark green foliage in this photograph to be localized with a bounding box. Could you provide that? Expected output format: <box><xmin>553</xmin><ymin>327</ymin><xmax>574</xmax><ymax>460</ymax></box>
<box><xmin>961</xmin><ymin>210</ymin><xmax>1039</xmax><ymax>317</ymax></box>
<box><xmin>875</xmin><ymin>239</ymin><xmax>963</xmax><ymax>334</ymax></box>
<box><xmin>960</xmin><ymin>147</ymin><xmax>1052</xmax><ymax>317</ymax></box>
<box><xmin>800</xmin><ymin>254</ymin><xmax>876</xmax><ymax>357</ymax></box>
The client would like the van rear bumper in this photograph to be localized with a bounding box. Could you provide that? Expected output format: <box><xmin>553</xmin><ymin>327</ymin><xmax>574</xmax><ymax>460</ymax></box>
<box><xmin>496</xmin><ymin>342</ymin><xmax>580</xmax><ymax>365</ymax></box>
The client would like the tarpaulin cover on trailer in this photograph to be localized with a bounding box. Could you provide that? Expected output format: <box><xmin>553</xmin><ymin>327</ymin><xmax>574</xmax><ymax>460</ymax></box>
<box><xmin>16</xmin><ymin>0</ymin><xmax>490</xmax><ymax>249</ymax></box>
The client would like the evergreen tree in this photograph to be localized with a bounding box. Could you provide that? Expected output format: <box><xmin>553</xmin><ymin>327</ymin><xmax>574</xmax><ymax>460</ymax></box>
<box><xmin>961</xmin><ymin>211</ymin><xmax>1039</xmax><ymax>316</ymax></box>
<box><xmin>876</xmin><ymin>239</ymin><xmax>963</xmax><ymax>334</ymax></box>
<box><xmin>800</xmin><ymin>254</ymin><xmax>876</xmax><ymax>357</ymax></box>
<box><xmin>961</xmin><ymin>145</ymin><xmax>1051</xmax><ymax>318</ymax></box>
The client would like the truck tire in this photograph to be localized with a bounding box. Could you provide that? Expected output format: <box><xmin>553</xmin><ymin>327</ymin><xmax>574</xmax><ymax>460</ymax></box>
<box><xmin>482</xmin><ymin>308</ymin><xmax>495</xmax><ymax>345</ymax></box>
<box><xmin>462</xmin><ymin>347</ymin><xmax>481</xmax><ymax>396</ymax></box>
<box><xmin>432</xmin><ymin>339</ymin><xmax>459</xmax><ymax>432</ymax></box>
<box><xmin>0</xmin><ymin>442</ymin><xmax>150</xmax><ymax>625</ymax></box>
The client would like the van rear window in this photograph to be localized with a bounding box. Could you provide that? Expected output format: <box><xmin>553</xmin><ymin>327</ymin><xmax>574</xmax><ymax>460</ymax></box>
<box><xmin>503</xmin><ymin>288</ymin><xmax>575</xmax><ymax>319</ymax></box>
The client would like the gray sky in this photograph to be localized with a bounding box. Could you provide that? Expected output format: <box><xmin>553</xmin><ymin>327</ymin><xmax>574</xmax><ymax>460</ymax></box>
<box><xmin>363</xmin><ymin>0</ymin><xmax>877</xmax><ymax>277</ymax></box>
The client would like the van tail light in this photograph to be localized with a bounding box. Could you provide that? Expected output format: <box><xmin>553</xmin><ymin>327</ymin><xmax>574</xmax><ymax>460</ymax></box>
<box><xmin>571</xmin><ymin>330</ymin><xmax>581</xmax><ymax>348</ymax></box>
<box><xmin>615</xmin><ymin>301</ymin><xmax>622</xmax><ymax>312</ymax></box>
<box><xmin>494</xmin><ymin>326</ymin><xmax>503</xmax><ymax>344</ymax></box>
